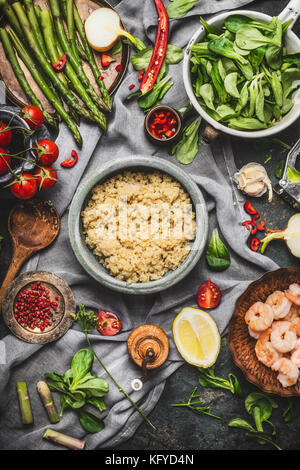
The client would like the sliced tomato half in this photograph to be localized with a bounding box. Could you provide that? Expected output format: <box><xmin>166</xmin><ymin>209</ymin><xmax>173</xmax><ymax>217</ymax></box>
<box><xmin>96</xmin><ymin>310</ymin><xmax>122</xmax><ymax>336</ymax></box>
<box><xmin>197</xmin><ymin>280</ymin><xmax>221</xmax><ymax>309</ymax></box>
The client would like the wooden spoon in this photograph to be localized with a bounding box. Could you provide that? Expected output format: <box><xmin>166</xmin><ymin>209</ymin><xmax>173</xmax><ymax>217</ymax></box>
<box><xmin>0</xmin><ymin>199</ymin><xmax>60</xmax><ymax>311</ymax></box>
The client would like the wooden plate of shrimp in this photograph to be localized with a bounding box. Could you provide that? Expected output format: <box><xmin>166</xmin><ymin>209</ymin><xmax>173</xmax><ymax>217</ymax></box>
<box><xmin>229</xmin><ymin>267</ymin><xmax>300</xmax><ymax>396</ymax></box>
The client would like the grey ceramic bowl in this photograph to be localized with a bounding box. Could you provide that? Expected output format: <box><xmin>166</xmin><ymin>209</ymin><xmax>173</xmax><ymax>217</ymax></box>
<box><xmin>68</xmin><ymin>155</ymin><xmax>208</xmax><ymax>295</ymax></box>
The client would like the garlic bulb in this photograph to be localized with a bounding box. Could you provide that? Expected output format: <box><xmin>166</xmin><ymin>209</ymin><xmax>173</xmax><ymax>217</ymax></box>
<box><xmin>234</xmin><ymin>162</ymin><xmax>273</xmax><ymax>202</ymax></box>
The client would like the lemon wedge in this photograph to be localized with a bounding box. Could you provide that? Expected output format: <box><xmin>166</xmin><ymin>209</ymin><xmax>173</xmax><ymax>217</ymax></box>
<box><xmin>173</xmin><ymin>307</ymin><xmax>220</xmax><ymax>367</ymax></box>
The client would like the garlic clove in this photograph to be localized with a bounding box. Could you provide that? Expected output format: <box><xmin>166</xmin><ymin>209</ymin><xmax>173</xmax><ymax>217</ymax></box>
<box><xmin>234</xmin><ymin>162</ymin><xmax>273</xmax><ymax>201</ymax></box>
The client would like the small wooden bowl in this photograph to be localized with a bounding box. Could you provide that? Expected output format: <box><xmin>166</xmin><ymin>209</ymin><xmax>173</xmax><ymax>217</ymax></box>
<box><xmin>2</xmin><ymin>271</ymin><xmax>75</xmax><ymax>344</ymax></box>
<box><xmin>229</xmin><ymin>267</ymin><xmax>300</xmax><ymax>397</ymax></box>
<box><xmin>144</xmin><ymin>105</ymin><xmax>182</xmax><ymax>146</ymax></box>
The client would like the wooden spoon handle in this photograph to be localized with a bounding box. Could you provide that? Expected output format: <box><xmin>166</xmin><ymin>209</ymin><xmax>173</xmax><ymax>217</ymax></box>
<box><xmin>0</xmin><ymin>247</ymin><xmax>33</xmax><ymax>312</ymax></box>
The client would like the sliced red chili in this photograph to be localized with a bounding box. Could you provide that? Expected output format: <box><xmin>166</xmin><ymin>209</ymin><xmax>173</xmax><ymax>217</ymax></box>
<box><xmin>148</xmin><ymin>108</ymin><xmax>178</xmax><ymax>140</ymax></box>
<box><xmin>244</xmin><ymin>201</ymin><xmax>258</xmax><ymax>216</ymax></box>
<box><xmin>140</xmin><ymin>0</ymin><xmax>169</xmax><ymax>94</ymax></box>
<box><xmin>138</xmin><ymin>69</ymin><xmax>145</xmax><ymax>82</ymax></box>
<box><xmin>242</xmin><ymin>220</ymin><xmax>252</xmax><ymax>231</ymax></box>
<box><xmin>128</xmin><ymin>84</ymin><xmax>135</xmax><ymax>90</ymax></box>
<box><xmin>250</xmin><ymin>237</ymin><xmax>260</xmax><ymax>252</ymax></box>
<box><xmin>52</xmin><ymin>54</ymin><xmax>66</xmax><ymax>72</ymax></box>
<box><xmin>101</xmin><ymin>53</ymin><xmax>115</xmax><ymax>67</ymax></box>
<box><xmin>98</xmin><ymin>75</ymin><xmax>105</xmax><ymax>80</ymax></box>
<box><xmin>115</xmin><ymin>64</ymin><xmax>122</xmax><ymax>72</ymax></box>
<box><xmin>256</xmin><ymin>220</ymin><xmax>266</xmax><ymax>231</ymax></box>
<box><xmin>60</xmin><ymin>150</ymin><xmax>78</xmax><ymax>168</ymax></box>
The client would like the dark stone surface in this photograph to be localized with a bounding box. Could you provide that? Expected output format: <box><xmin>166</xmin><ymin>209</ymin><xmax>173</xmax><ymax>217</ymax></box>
<box><xmin>0</xmin><ymin>0</ymin><xmax>300</xmax><ymax>451</ymax></box>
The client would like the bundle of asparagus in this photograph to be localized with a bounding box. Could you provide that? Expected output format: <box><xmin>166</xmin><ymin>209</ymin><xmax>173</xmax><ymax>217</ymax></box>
<box><xmin>0</xmin><ymin>0</ymin><xmax>113</xmax><ymax>148</ymax></box>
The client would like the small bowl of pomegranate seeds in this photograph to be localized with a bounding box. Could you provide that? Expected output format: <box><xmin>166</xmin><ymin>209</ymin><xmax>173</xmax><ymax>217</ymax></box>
<box><xmin>2</xmin><ymin>271</ymin><xmax>75</xmax><ymax>344</ymax></box>
<box><xmin>144</xmin><ymin>105</ymin><xmax>182</xmax><ymax>145</ymax></box>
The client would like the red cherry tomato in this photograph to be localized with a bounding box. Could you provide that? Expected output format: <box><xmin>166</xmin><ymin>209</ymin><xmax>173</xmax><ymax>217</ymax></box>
<box><xmin>0</xmin><ymin>148</ymin><xmax>11</xmax><ymax>175</ymax></box>
<box><xmin>34</xmin><ymin>166</ymin><xmax>58</xmax><ymax>190</ymax></box>
<box><xmin>34</xmin><ymin>139</ymin><xmax>59</xmax><ymax>166</ymax></box>
<box><xmin>96</xmin><ymin>310</ymin><xmax>122</xmax><ymax>336</ymax></box>
<box><xmin>10</xmin><ymin>172</ymin><xmax>38</xmax><ymax>200</ymax></box>
<box><xmin>21</xmin><ymin>105</ymin><xmax>44</xmax><ymax>130</ymax></box>
<box><xmin>197</xmin><ymin>280</ymin><xmax>221</xmax><ymax>309</ymax></box>
<box><xmin>0</xmin><ymin>122</ymin><xmax>12</xmax><ymax>147</ymax></box>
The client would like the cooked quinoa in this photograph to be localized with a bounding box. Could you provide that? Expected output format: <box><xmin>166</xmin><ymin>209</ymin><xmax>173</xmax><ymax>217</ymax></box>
<box><xmin>81</xmin><ymin>170</ymin><xmax>196</xmax><ymax>284</ymax></box>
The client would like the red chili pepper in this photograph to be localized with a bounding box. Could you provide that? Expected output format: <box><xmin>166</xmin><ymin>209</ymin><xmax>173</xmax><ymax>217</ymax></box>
<box><xmin>98</xmin><ymin>75</ymin><xmax>105</xmax><ymax>80</ymax></box>
<box><xmin>101</xmin><ymin>53</ymin><xmax>115</xmax><ymax>67</ymax></box>
<box><xmin>250</xmin><ymin>237</ymin><xmax>260</xmax><ymax>252</ymax></box>
<box><xmin>140</xmin><ymin>0</ymin><xmax>169</xmax><ymax>94</ymax></box>
<box><xmin>60</xmin><ymin>150</ymin><xmax>78</xmax><ymax>168</ymax></box>
<box><xmin>115</xmin><ymin>64</ymin><xmax>122</xmax><ymax>72</ymax></box>
<box><xmin>138</xmin><ymin>69</ymin><xmax>145</xmax><ymax>82</ymax></box>
<box><xmin>244</xmin><ymin>201</ymin><xmax>258</xmax><ymax>216</ymax></box>
<box><xmin>252</xmin><ymin>213</ymin><xmax>260</xmax><ymax>223</ymax></box>
<box><xmin>52</xmin><ymin>54</ymin><xmax>66</xmax><ymax>72</ymax></box>
<box><xmin>128</xmin><ymin>84</ymin><xmax>135</xmax><ymax>90</ymax></box>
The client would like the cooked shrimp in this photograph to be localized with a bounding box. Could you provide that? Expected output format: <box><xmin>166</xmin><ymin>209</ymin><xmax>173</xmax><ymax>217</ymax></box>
<box><xmin>291</xmin><ymin>345</ymin><xmax>300</xmax><ymax>368</ymax></box>
<box><xmin>272</xmin><ymin>357</ymin><xmax>299</xmax><ymax>387</ymax></box>
<box><xmin>285</xmin><ymin>304</ymin><xmax>300</xmax><ymax>336</ymax></box>
<box><xmin>245</xmin><ymin>302</ymin><xmax>274</xmax><ymax>332</ymax></box>
<box><xmin>270</xmin><ymin>321</ymin><xmax>297</xmax><ymax>353</ymax></box>
<box><xmin>285</xmin><ymin>283</ymin><xmax>300</xmax><ymax>306</ymax></box>
<box><xmin>266</xmin><ymin>290</ymin><xmax>292</xmax><ymax>319</ymax></box>
<box><xmin>255</xmin><ymin>328</ymin><xmax>281</xmax><ymax>367</ymax></box>
<box><xmin>248</xmin><ymin>326</ymin><xmax>261</xmax><ymax>339</ymax></box>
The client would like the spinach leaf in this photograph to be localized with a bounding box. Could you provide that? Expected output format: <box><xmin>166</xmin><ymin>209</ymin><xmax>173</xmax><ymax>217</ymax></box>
<box><xmin>205</xmin><ymin>228</ymin><xmax>231</xmax><ymax>271</ymax></box>
<box><xmin>169</xmin><ymin>117</ymin><xmax>201</xmax><ymax>164</ymax></box>
<box><xmin>78</xmin><ymin>410</ymin><xmax>105</xmax><ymax>433</ymax></box>
<box><xmin>137</xmin><ymin>75</ymin><xmax>173</xmax><ymax>109</ymax></box>
<box><xmin>235</xmin><ymin>25</ymin><xmax>281</xmax><ymax>51</ymax></box>
<box><xmin>225</xmin><ymin>15</ymin><xmax>274</xmax><ymax>34</ymax></box>
<box><xmin>224</xmin><ymin>72</ymin><xmax>240</xmax><ymax>98</ymax></box>
<box><xmin>165</xmin><ymin>44</ymin><xmax>184</xmax><ymax>64</ymax></box>
<box><xmin>199</xmin><ymin>83</ymin><xmax>215</xmax><ymax>110</ymax></box>
<box><xmin>77</xmin><ymin>376</ymin><xmax>109</xmax><ymax>397</ymax></box>
<box><xmin>228</xmin><ymin>117</ymin><xmax>269</xmax><ymax>130</ymax></box>
<box><xmin>200</xmin><ymin>17</ymin><xmax>220</xmax><ymax>35</ymax></box>
<box><xmin>87</xmin><ymin>397</ymin><xmax>107</xmax><ymax>413</ymax></box>
<box><xmin>166</xmin><ymin>0</ymin><xmax>199</xmax><ymax>19</ymax></box>
<box><xmin>71</xmin><ymin>349</ymin><xmax>94</xmax><ymax>383</ymax></box>
<box><xmin>228</xmin><ymin>418</ymin><xmax>256</xmax><ymax>432</ymax></box>
<box><xmin>132</xmin><ymin>44</ymin><xmax>183</xmax><ymax>71</ymax></box>
<box><xmin>245</xmin><ymin>392</ymin><xmax>278</xmax><ymax>433</ymax></box>
<box><xmin>282</xmin><ymin>68</ymin><xmax>300</xmax><ymax>98</ymax></box>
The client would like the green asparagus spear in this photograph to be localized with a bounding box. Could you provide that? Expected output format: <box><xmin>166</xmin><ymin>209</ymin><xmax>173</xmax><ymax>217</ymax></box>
<box><xmin>49</xmin><ymin>0</ymin><xmax>108</xmax><ymax>113</ymax></box>
<box><xmin>66</xmin><ymin>0</ymin><xmax>80</xmax><ymax>63</ymax></box>
<box><xmin>71</xmin><ymin>0</ymin><xmax>112</xmax><ymax>111</ymax></box>
<box><xmin>0</xmin><ymin>0</ymin><xmax>25</xmax><ymax>40</ymax></box>
<box><xmin>40</xmin><ymin>9</ymin><xmax>107</xmax><ymax>130</ymax></box>
<box><xmin>59</xmin><ymin>0</ymin><xmax>87</xmax><ymax>61</ymax></box>
<box><xmin>22</xmin><ymin>0</ymin><xmax>49</xmax><ymax>60</ymax></box>
<box><xmin>12</xmin><ymin>2</ymin><xmax>97</xmax><ymax>126</ymax></box>
<box><xmin>8</xmin><ymin>28</ymin><xmax>82</xmax><ymax>147</ymax></box>
<box><xmin>0</xmin><ymin>28</ymin><xmax>57</xmax><ymax>128</ymax></box>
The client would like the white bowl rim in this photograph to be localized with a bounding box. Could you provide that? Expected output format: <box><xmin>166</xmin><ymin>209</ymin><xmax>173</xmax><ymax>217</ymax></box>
<box><xmin>183</xmin><ymin>9</ymin><xmax>300</xmax><ymax>139</ymax></box>
<box><xmin>68</xmin><ymin>155</ymin><xmax>208</xmax><ymax>295</ymax></box>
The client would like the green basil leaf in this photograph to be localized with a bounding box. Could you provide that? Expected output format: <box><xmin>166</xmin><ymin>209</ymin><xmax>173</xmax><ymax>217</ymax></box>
<box><xmin>206</xmin><ymin>228</ymin><xmax>231</xmax><ymax>271</ymax></box>
<box><xmin>78</xmin><ymin>410</ymin><xmax>105</xmax><ymax>433</ymax></box>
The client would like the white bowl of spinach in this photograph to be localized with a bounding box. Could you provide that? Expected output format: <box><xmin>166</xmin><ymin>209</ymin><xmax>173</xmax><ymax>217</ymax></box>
<box><xmin>183</xmin><ymin>0</ymin><xmax>300</xmax><ymax>138</ymax></box>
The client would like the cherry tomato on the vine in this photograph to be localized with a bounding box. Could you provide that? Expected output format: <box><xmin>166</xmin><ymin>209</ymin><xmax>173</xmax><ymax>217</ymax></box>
<box><xmin>34</xmin><ymin>166</ymin><xmax>58</xmax><ymax>191</ymax></box>
<box><xmin>34</xmin><ymin>139</ymin><xmax>59</xmax><ymax>166</ymax></box>
<box><xmin>0</xmin><ymin>121</ymin><xmax>12</xmax><ymax>147</ymax></box>
<box><xmin>21</xmin><ymin>105</ymin><xmax>44</xmax><ymax>130</ymax></box>
<box><xmin>0</xmin><ymin>148</ymin><xmax>11</xmax><ymax>175</ymax></box>
<box><xmin>197</xmin><ymin>280</ymin><xmax>221</xmax><ymax>309</ymax></box>
<box><xmin>96</xmin><ymin>310</ymin><xmax>122</xmax><ymax>336</ymax></box>
<box><xmin>10</xmin><ymin>172</ymin><xmax>38</xmax><ymax>200</ymax></box>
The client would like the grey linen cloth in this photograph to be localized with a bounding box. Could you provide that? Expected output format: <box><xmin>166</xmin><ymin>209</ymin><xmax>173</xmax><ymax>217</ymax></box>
<box><xmin>0</xmin><ymin>0</ymin><xmax>279</xmax><ymax>450</ymax></box>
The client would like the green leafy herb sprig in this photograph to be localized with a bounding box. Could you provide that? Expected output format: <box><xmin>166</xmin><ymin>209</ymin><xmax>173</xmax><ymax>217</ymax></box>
<box><xmin>228</xmin><ymin>392</ymin><xmax>282</xmax><ymax>450</ymax></box>
<box><xmin>198</xmin><ymin>366</ymin><xmax>243</xmax><ymax>396</ymax></box>
<box><xmin>71</xmin><ymin>305</ymin><xmax>156</xmax><ymax>429</ymax></box>
<box><xmin>45</xmin><ymin>349</ymin><xmax>108</xmax><ymax>433</ymax></box>
<box><xmin>171</xmin><ymin>386</ymin><xmax>221</xmax><ymax>420</ymax></box>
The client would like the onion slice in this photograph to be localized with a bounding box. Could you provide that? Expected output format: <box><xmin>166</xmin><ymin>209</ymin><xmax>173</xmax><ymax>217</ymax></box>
<box><xmin>261</xmin><ymin>213</ymin><xmax>300</xmax><ymax>257</ymax></box>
